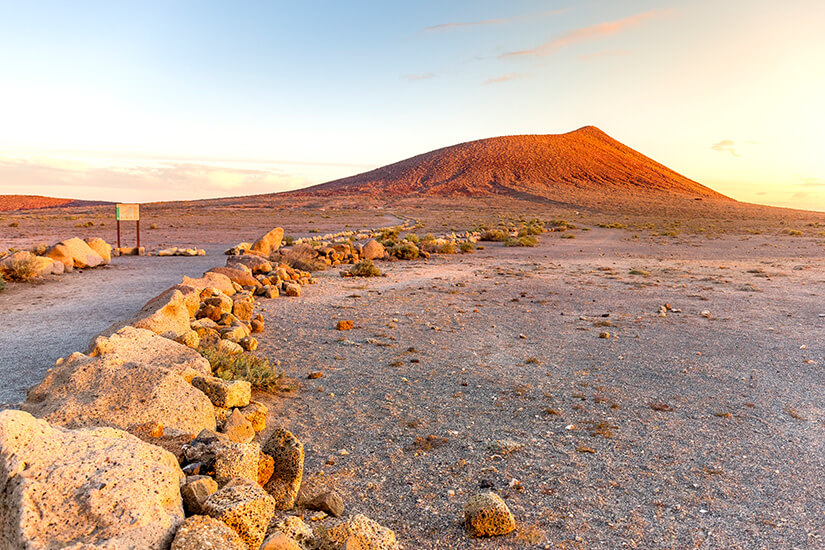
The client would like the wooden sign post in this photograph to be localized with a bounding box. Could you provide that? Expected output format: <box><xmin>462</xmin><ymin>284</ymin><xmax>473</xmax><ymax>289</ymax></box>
<box><xmin>115</xmin><ymin>203</ymin><xmax>140</xmax><ymax>249</ymax></box>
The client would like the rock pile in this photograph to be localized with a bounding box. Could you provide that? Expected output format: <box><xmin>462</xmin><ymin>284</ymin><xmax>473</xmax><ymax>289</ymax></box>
<box><xmin>158</xmin><ymin>246</ymin><xmax>207</xmax><ymax>256</ymax></box>
<box><xmin>1</xmin><ymin>225</ymin><xmax>416</xmax><ymax>549</ymax></box>
<box><xmin>0</xmin><ymin>236</ymin><xmax>112</xmax><ymax>281</ymax></box>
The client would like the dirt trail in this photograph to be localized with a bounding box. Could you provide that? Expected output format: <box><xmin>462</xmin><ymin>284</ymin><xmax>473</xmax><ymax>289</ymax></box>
<box><xmin>0</xmin><ymin>248</ymin><xmax>225</xmax><ymax>407</ymax></box>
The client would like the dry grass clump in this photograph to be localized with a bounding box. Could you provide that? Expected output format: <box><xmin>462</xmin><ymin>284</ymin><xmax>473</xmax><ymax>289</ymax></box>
<box><xmin>480</xmin><ymin>229</ymin><xmax>509</xmax><ymax>242</ymax></box>
<box><xmin>629</xmin><ymin>268</ymin><xmax>650</xmax><ymax>276</ymax></box>
<box><xmin>200</xmin><ymin>346</ymin><xmax>288</xmax><ymax>392</ymax></box>
<box><xmin>348</xmin><ymin>259</ymin><xmax>382</xmax><ymax>277</ymax></box>
<box><xmin>3</xmin><ymin>255</ymin><xmax>39</xmax><ymax>281</ymax></box>
<box><xmin>460</xmin><ymin>241</ymin><xmax>475</xmax><ymax>253</ymax></box>
<box><xmin>389</xmin><ymin>242</ymin><xmax>420</xmax><ymax>260</ymax></box>
<box><xmin>504</xmin><ymin>235</ymin><xmax>538</xmax><ymax>247</ymax></box>
<box><xmin>274</xmin><ymin>244</ymin><xmax>326</xmax><ymax>272</ymax></box>
<box><xmin>0</xmin><ymin>277</ymin><xmax>5</xmax><ymax>292</ymax></box>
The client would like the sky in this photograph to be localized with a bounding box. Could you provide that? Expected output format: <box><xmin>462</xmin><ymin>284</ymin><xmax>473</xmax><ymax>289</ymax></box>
<box><xmin>0</xmin><ymin>0</ymin><xmax>824</xmax><ymax>209</ymax></box>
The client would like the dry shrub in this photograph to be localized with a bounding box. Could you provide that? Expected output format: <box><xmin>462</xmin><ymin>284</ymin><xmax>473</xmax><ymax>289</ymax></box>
<box><xmin>390</xmin><ymin>242</ymin><xmax>419</xmax><ymax>260</ymax></box>
<box><xmin>504</xmin><ymin>235</ymin><xmax>537</xmax><ymax>247</ymax></box>
<box><xmin>480</xmin><ymin>229</ymin><xmax>508</xmax><ymax>242</ymax></box>
<box><xmin>200</xmin><ymin>346</ymin><xmax>288</xmax><ymax>392</ymax></box>
<box><xmin>348</xmin><ymin>259</ymin><xmax>381</xmax><ymax>277</ymax></box>
<box><xmin>3</xmin><ymin>255</ymin><xmax>39</xmax><ymax>281</ymax></box>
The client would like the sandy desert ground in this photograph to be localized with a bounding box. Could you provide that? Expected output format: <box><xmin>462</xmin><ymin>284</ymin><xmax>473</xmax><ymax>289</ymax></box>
<box><xmin>2</xmin><ymin>199</ymin><xmax>825</xmax><ymax>548</ymax></box>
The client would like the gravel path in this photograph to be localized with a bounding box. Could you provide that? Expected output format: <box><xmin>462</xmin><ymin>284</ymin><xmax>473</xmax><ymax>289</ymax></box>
<box><xmin>256</xmin><ymin>229</ymin><xmax>825</xmax><ymax>549</ymax></box>
<box><xmin>0</xmin><ymin>247</ymin><xmax>226</xmax><ymax>407</ymax></box>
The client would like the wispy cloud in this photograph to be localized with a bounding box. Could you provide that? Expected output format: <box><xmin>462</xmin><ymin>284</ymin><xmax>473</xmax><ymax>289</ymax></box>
<box><xmin>578</xmin><ymin>48</ymin><xmax>629</xmax><ymax>61</ymax></box>
<box><xmin>424</xmin><ymin>9</ymin><xmax>567</xmax><ymax>33</ymax></box>
<box><xmin>711</xmin><ymin>139</ymin><xmax>739</xmax><ymax>157</ymax></box>
<box><xmin>483</xmin><ymin>72</ymin><xmax>531</xmax><ymax>85</ymax></box>
<box><xmin>501</xmin><ymin>10</ymin><xmax>670</xmax><ymax>58</ymax></box>
<box><xmin>402</xmin><ymin>72</ymin><xmax>437</xmax><ymax>81</ymax></box>
<box><xmin>798</xmin><ymin>176</ymin><xmax>825</xmax><ymax>187</ymax></box>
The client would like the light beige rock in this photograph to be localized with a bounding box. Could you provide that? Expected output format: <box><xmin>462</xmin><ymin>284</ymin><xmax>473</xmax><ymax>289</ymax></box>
<box><xmin>361</xmin><ymin>239</ymin><xmax>385</xmax><ymax>261</ymax></box>
<box><xmin>170</xmin><ymin>515</ymin><xmax>247</xmax><ymax>550</ymax></box>
<box><xmin>217</xmin><ymin>339</ymin><xmax>244</xmax><ymax>355</ymax></box>
<box><xmin>203</xmin><ymin>478</ymin><xmax>276</xmax><ymax>549</ymax></box>
<box><xmin>262</xmin><ymin>428</ymin><xmax>304</xmax><ymax>510</ymax></box>
<box><xmin>317</xmin><ymin>514</ymin><xmax>398</xmax><ymax>550</ymax></box>
<box><xmin>209</xmin><ymin>266</ymin><xmax>261</xmax><ymax>288</ymax></box>
<box><xmin>22</xmin><ymin>352</ymin><xmax>217</xmax><ymax>434</ymax></box>
<box><xmin>84</xmin><ymin>237</ymin><xmax>112</xmax><ymax>264</ymax></box>
<box><xmin>59</xmin><ymin>236</ymin><xmax>105</xmax><ymax>268</ymax></box>
<box><xmin>182</xmin><ymin>271</ymin><xmax>236</xmax><ymax>296</ymax></box>
<box><xmin>88</xmin><ymin>326</ymin><xmax>211</xmax><ymax>380</ymax></box>
<box><xmin>464</xmin><ymin>492</ymin><xmax>516</xmax><ymax>537</ymax></box>
<box><xmin>192</xmin><ymin>376</ymin><xmax>251</xmax><ymax>408</ymax></box>
<box><xmin>212</xmin><ymin>441</ymin><xmax>261</xmax><ymax>486</ymax></box>
<box><xmin>227</xmin><ymin>254</ymin><xmax>273</xmax><ymax>274</ymax></box>
<box><xmin>0</xmin><ymin>410</ymin><xmax>185</xmax><ymax>549</ymax></box>
<box><xmin>250</xmin><ymin>227</ymin><xmax>285</xmax><ymax>257</ymax></box>
<box><xmin>222</xmin><ymin>408</ymin><xmax>255</xmax><ymax>443</ymax></box>
<box><xmin>44</xmin><ymin>243</ymin><xmax>74</xmax><ymax>272</ymax></box>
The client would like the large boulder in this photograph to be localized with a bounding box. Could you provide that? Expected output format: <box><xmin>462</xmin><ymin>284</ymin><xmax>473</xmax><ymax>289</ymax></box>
<box><xmin>0</xmin><ymin>410</ymin><xmax>185</xmax><ymax>549</ymax></box>
<box><xmin>43</xmin><ymin>243</ymin><xmax>74</xmax><ymax>272</ymax></box>
<box><xmin>182</xmin><ymin>272</ymin><xmax>236</xmax><ymax>296</ymax></box>
<box><xmin>100</xmin><ymin>289</ymin><xmax>193</xmax><ymax>340</ymax></box>
<box><xmin>208</xmin><ymin>267</ymin><xmax>261</xmax><ymax>288</ymax></box>
<box><xmin>22</xmin><ymin>352</ymin><xmax>217</xmax><ymax>434</ymax></box>
<box><xmin>88</xmin><ymin>326</ymin><xmax>211</xmax><ymax>380</ymax></box>
<box><xmin>84</xmin><ymin>237</ymin><xmax>113</xmax><ymax>264</ymax></box>
<box><xmin>361</xmin><ymin>239</ymin><xmax>385</xmax><ymax>261</ymax></box>
<box><xmin>249</xmin><ymin>227</ymin><xmax>284</xmax><ymax>257</ymax></box>
<box><xmin>59</xmin><ymin>236</ymin><xmax>105</xmax><ymax>268</ymax></box>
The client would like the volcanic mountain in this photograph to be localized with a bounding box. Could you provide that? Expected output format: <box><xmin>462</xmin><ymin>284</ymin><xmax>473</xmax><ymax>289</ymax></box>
<box><xmin>302</xmin><ymin>126</ymin><xmax>731</xmax><ymax>203</ymax></box>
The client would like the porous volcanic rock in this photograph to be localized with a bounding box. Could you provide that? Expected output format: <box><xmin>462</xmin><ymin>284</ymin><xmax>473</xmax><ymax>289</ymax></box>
<box><xmin>464</xmin><ymin>492</ymin><xmax>516</xmax><ymax>536</ymax></box>
<box><xmin>88</xmin><ymin>326</ymin><xmax>211</xmax><ymax>380</ymax></box>
<box><xmin>316</xmin><ymin>514</ymin><xmax>398</xmax><ymax>550</ymax></box>
<box><xmin>203</xmin><ymin>478</ymin><xmax>276</xmax><ymax>549</ymax></box>
<box><xmin>209</xmin><ymin>266</ymin><xmax>261</xmax><ymax>288</ymax></box>
<box><xmin>0</xmin><ymin>410</ymin><xmax>185</xmax><ymax>549</ymax></box>
<box><xmin>361</xmin><ymin>239</ymin><xmax>385</xmax><ymax>260</ymax></box>
<box><xmin>192</xmin><ymin>376</ymin><xmax>251</xmax><ymax>409</ymax></box>
<box><xmin>170</xmin><ymin>515</ymin><xmax>247</xmax><ymax>550</ymax></box>
<box><xmin>262</xmin><ymin>428</ymin><xmax>304</xmax><ymax>510</ymax></box>
<box><xmin>22</xmin><ymin>352</ymin><xmax>217</xmax><ymax>434</ymax></box>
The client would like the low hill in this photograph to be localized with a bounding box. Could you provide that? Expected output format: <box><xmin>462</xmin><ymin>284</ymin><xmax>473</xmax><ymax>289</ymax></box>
<box><xmin>0</xmin><ymin>195</ymin><xmax>110</xmax><ymax>212</ymax></box>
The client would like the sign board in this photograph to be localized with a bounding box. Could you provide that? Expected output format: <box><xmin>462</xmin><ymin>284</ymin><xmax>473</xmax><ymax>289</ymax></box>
<box><xmin>116</xmin><ymin>203</ymin><xmax>139</xmax><ymax>221</ymax></box>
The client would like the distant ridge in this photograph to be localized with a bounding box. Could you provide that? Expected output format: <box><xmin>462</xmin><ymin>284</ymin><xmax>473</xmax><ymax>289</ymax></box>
<box><xmin>0</xmin><ymin>195</ymin><xmax>111</xmax><ymax>212</ymax></box>
<box><xmin>300</xmin><ymin>126</ymin><xmax>732</xmax><ymax>202</ymax></box>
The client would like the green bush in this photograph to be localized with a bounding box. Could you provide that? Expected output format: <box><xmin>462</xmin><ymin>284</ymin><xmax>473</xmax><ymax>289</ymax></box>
<box><xmin>460</xmin><ymin>242</ymin><xmax>475</xmax><ymax>253</ymax></box>
<box><xmin>504</xmin><ymin>235</ymin><xmax>538</xmax><ymax>247</ymax></box>
<box><xmin>348</xmin><ymin>259</ymin><xmax>382</xmax><ymax>277</ymax></box>
<box><xmin>283</xmin><ymin>235</ymin><xmax>295</xmax><ymax>246</ymax></box>
<box><xmin>200</xmin><ymin>347</ymin><xmax>286</xmax><ymax>392</ymax></box>
<box><xmin>403</xmin><ymin>233</ymin><xmax>419</xmax><ymax>243</ymax></box>
<box><xmin>480</xmin><ymin>229</ymin><xmax>509</xmax><ymax>242</ymax></box>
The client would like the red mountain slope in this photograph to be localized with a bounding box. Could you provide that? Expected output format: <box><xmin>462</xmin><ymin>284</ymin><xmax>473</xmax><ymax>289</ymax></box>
<box><xmin>303</xmin><ymin>126</ymin><xmax>731</xmax><ymax>201</ymax></box>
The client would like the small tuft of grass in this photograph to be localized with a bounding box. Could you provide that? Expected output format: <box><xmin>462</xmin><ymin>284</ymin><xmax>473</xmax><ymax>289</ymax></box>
<box><xmin>200</xmin><ymin>346</ymin><xmax>288</xmax><ymax>393</ymax></box>
<box><xmin>560</xmin><ymin>233</ymin><xmax>575</xmax><ymax>239</ymax></box>
<box><xmin>459</xmin><ymin>241</ymin><xmax>475</xmax><ymax>253</ymax></box>
<box><xmin>629</xmin><ymin>268</ymin><xmax>650</xmax><ymax>276</ymax></box>
<box><xmin>480</xmin><ymin>229</ymin><xmax>509</xmax><ymax>242</ymax></box>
